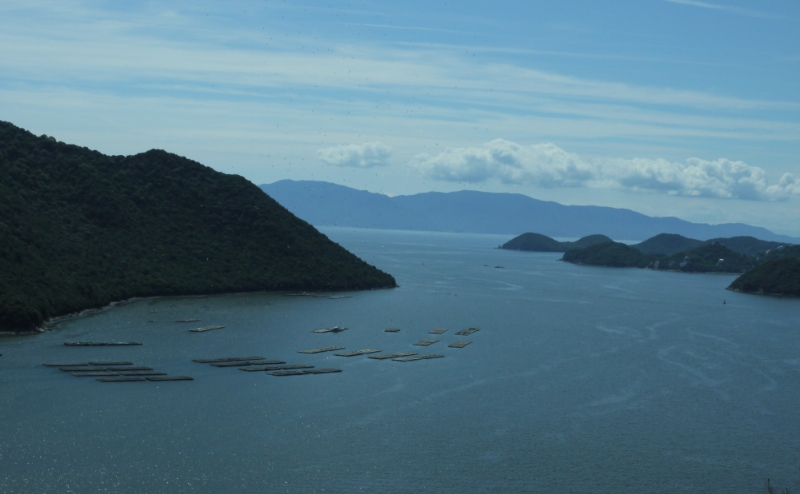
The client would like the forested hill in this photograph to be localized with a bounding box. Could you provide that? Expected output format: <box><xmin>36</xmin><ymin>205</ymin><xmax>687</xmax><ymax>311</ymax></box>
<box><xmin>500</xmin><ymin>233</ymin><xmax>612</xmax><ymax>252</ymax></box>
<box><xmin>0</xmin><ymin>121</ymin><xmax>396</xmax><ymax>333</ymax></box>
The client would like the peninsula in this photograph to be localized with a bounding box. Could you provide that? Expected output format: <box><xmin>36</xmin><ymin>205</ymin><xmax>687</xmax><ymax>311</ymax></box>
<box><xmin>0</xmin><ymin>122</ymin><xmax>396</xmax><ymax>333</ymax></box>
<box><xmin>728</xmin><ymin>257</ymin><xmax>800</xmax><ymax>297</ymax></box>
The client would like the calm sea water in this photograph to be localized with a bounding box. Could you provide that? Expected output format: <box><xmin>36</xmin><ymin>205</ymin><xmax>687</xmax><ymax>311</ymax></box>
<box><xmin>1</xmin><ymin>227</ymin><xmax>799</xmax><ymax>493</ymax></box>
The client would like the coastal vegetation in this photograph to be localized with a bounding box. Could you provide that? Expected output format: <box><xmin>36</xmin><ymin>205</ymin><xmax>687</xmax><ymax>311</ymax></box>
<box><xmin>0</xmin><ymin>121</ymin><xmax>396</xmax><ymax>333</ymax></box>
<box><xmin>728</xmin><ymin>257</ymin><xmax>800</xmax><ymax>297</ymax></box>
<box><xmin>632</xmin><ymin>233</ymin><xmax>704</xmax><ymax>255</ymax></box>
<box><xmin>561</xmin><ymin>242</ymin><xmax>651</xmax><ymax>268</ymax></box>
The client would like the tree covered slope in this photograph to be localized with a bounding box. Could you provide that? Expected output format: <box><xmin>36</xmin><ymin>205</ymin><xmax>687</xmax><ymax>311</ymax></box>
<box><xmin>561</xmin><ymin>242</ymin><xmax>652</xmax><ymax>268</ymax></box>
<box><xmin>500</xmin><ymin>233</ymin><xmax>611</xmax><ymax>252</ymax></box>
<box><xmin>0</xmin><ymin>122</ymin><xmax>395</xmax><ymax>332</ymax></box>
<box><xmin>728</xmin><ymin>257</ymin><xmax>800</xmax><ymax>296</ymax></box>
<box><xmin>633</xmin><ymin>233</ymin><xmax>704</xmax><ymax>255</ymax></box>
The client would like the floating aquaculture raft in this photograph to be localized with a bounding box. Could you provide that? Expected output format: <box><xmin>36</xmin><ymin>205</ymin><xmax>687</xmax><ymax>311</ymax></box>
<box><xmin>429</xmin><ymin>328</ymin><xmax>448</xmax><ymax>334</ymax></box>
<box><xmin>71</xmin><ymin>371</ymin><xmax>120</xmax><ymax>377</ymax></box>
<box><xmin>334</xmin><ymin>349</ymin><xmax>381</xmax><ymax>357</ymax></box>
<box><xmin>384</xmin><ymin>328</ymin><xmax>400</xmax><ymax>333</ymax></box>
<box><xmin>192</xmin><ymin>356</ymin><xmax>265</xmax><ymax>364</ymax></box>
<box><xmin>268</xmin><ymin>370</ymin><xmax>307</xmax><ymax>376</ymax></box>
<box><xmin>393</xmin><ymin>354</ymin><xmax>444</xmax><ymax>362</ymax></box>
<box><xmin>368</xmin><ymin>352</ymin><xmax>417</xmax><ymax>360</ymax></box>
<box><xmin>311</xmin><ymin>326</ymin><xmax>348</xmax><ymax>333</ymax></box>
<box><xmin>298</xmin><ymin>346</ymin><xmax>345</xmax><ymax>354</ymax></box>
<box><xmin>303</xmin><ymin>368</ymin><xmax>342</xmax><ymax>374</ymax></box>
<box><xmin>240</xmin><ymin>364</ymin><xmax>314</xmax><ymax>372</ymax></box>
<box><xmin>211</xmin><ymin>360</ymin><xmax>284</xmax><ymax>368</ymax></box>
<box><xmin>413</xmin><ymin>339</ymin><xmax>439</xmax><ymax>347</ymax></box>
<box><xmin>64</xmin><ymin>342</ymin><xmax>142</xmax><ymax>346</ymax></box>
<box><xmin>189</xmin><ymin>325</ymin><xmax>225</xmax><ymax>333</ymax></box>
<box><xmin>448</xmin><ymin>340</ymin><xmax>472</xmax><ymax>348</ymax></box>
<box><xmin>45</xmin><ymin>360</ymin><xmax>191</xmax><ymax>383</ymax></box>
<box><xmin>456</xmin><ymin>328</ymin><xmax>480</xmax><ymax>336</ymax></box>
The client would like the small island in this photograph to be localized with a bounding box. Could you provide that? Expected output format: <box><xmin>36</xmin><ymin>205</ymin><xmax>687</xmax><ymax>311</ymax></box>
<box><xmin>502</xmin><ymin>230</ymin><xmax>799</xmax><ymax>297</ymax></box>
<box><xmin>500</xmin><ymin>233</ymin><xmax>612</xmax><ymax>252</ymax></box>
<box><xmin>0</xmin><ymin>121</ymin><xmax>396</xmax><ymax>333</ymax></box>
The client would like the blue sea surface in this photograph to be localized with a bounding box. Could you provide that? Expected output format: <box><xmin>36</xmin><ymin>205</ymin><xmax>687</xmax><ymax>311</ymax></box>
<box><xmin>1</xmin><ymin>227</ymin><xmax>799</xmax><ymax>493</ymax></box>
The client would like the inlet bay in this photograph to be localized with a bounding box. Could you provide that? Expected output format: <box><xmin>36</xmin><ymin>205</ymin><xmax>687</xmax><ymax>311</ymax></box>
<box><xmin>1</xmin><ymin>227</ymin><xmax>798</xmax><ymax>493</ymax></box>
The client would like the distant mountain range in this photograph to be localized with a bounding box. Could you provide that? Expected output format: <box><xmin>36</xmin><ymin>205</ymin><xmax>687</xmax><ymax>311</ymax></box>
<box><xmin>260</xmin><ymin>180</ymin><xmax>799</xmax><ymax>243</ymax></box>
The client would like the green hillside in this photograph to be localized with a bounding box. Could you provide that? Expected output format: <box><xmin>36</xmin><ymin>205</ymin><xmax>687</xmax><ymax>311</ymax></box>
<box><xmin>500</xmin><ymin>232</ymin><xmax>612</xmax><ymax>252</ymax></box>
<box><xmin>707</xmin><ymin>236</ymin><xmax>786</xmax><ymax>256</ymax></box>
<box><xmin>564</xmin><ymin>234</ymin><xmax>614</xmax><ymax>250</ymax></box>
<box><xmin>561</xmin><ymin>241</ymin><xmax>652</xmax><ymax>268</ymax></box>
<box><xmin>728</xmin><ymin>257</ymin><xmax>800</xmax><ymax>296</ymax></box>
<box><xmin>563</xmin><ymin>241</ymin><xmax>752</xmax><ymax>273</ymax></box>
<box><xmin>500</xmin><ymin>232</ymin><xmax>564</xmax><ymax>252</ymax></box>
<box><xmin>0</xmin><ymin>121</ymin><xmax>396</xmax><ymax>332</ymax></box>
<box><xmin>633</xmin><ymin>233</ymin><xmax>703</xmax><ymax>255</ymax></box>
<box><xmin>661</xmin><ymin>243</ymin><xmax>752</xmax><ymax>273</ymax></box>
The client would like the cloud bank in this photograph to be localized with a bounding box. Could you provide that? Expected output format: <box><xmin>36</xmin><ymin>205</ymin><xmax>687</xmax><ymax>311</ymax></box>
<box><xmin>410</xmin><ymin>139</ymin><xmax>800</xmax><ymax>201</ymax></box>
<box><xmin>317</xmin><ymin>142</ymin><xmax>393</xmax><ymax>168</ymax></box>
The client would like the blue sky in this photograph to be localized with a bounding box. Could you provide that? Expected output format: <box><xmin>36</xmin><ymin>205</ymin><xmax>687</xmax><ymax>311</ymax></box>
<box><xmin>2</xmin><ymin>0</ymin><xmax>799</xmax><ymax>234</ymax></box>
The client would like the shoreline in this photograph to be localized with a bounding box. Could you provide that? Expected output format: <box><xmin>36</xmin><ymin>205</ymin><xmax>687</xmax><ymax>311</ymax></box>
<box><xmin>561</xmin><ymin>260</ymin><xmax>742</xmax><ymax>275</ymax></box>
<box><xmin>725</xmin><ymin>287</ymin><xmax>796</xmax><ymax>298</ymax></box>
<box><xmin>0</xmin><ymin>285</ymin><xmax>397</xmax><ymax>337</ymax></box>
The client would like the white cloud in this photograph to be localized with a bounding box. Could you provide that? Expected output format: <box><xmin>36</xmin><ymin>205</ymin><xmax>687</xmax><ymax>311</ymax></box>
<box><xmin>410</xmin><ymin>139</ymin><xmax>800</xmax><ymax>201</ymax></box>
<box><xmin>317</xmin><ymin>142</ymin><xmax>393</xmax><ymax>168</ymax></box>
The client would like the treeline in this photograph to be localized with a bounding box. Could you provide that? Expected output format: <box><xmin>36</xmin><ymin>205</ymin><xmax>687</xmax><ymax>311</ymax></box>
<box><xmin>0</xmin><ymin>121</ymin><xmax>396</xmax><ymax>332</ymax></box>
